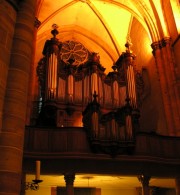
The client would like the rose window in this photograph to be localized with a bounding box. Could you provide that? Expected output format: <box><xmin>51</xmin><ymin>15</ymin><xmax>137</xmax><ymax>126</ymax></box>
<box><xmin>60</xmin><ymin>40</ymin><xmax>89</xmax><ymax>66</ymax></box>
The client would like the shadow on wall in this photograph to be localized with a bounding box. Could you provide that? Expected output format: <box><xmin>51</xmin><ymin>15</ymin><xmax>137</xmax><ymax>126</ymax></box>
<box><xmin>138</xmin><ymin>68</ymin><xmax>158</xmax><ymax>133</ymax></box>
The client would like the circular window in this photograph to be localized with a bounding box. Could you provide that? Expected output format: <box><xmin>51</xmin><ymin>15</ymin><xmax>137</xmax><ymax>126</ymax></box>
<box><xmin>60</xmin><ymin>40</ymin><xmax>89</xmax><ymax>66</ymax></box>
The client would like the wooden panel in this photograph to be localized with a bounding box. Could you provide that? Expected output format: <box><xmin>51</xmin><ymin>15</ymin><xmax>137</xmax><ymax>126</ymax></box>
<box><xmin>51</xmin><ymin>130</ymin><xmax>68</xmax><ymax>152</ymax></box>
<box><xmin>57</xmin><ymin>187</ymin><xmax>100</xmax><ymax>195</ymax></box>
<box><xmin>25</xmin><ymin>127</ymin><xmax>91</xmax><ymax>153</ymax></box>
<box><xmin>67</xmin><ymin>129</ymin><xmax>90</xmax><ymax>152</ymax></box>
<box><xmin>33</xmin><ymin>130</ymin><xmax>49</xmax><ymax>151</ymax></box>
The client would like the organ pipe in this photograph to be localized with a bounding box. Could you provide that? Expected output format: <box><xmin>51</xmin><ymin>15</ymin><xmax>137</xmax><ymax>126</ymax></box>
<box><xmin>67</xmin><ymin>74</ymin><xmax>74</xmax><ymax>103</ymax></box>
<box><xmin>125</xmin><ymin>115</ymin><xmax>133</xmax><ymax>139</ymax></box>
<box><xmin>127</xmin><ymin>65</ymin><xmax>137</xmax><ymax>108</ymax></box>
<box><xmin>84</xmin><ymin>76</ymin><xmax>90</xmax><ymax>104</ymax></box>
<box><xmin>113</xmin><ymin>80</ymin><xmax>119</xmax><ymax>107</ymax></box>
<box><xmin>47</xmin><ymin>53</ymin><xmax>58</xmax><ymax>99</ymax></box>
<box><xmin>92</xmin><ymin>112</ymin><xmax>99</xmax><ymax>137</ymax></box>
<box><xmin>91</xmin><ymin>73</ymin><xmax>98</xmax><ymax>98</ymax></box>
<box><xmin>42</xmin><ymin>24</ymin><xmax>61</xmax><ymax>101</ymax></box>
<box><xmin>122</xmin><ymin>41</ymin><xmax>137</xmax><ymax>109</ymax></box>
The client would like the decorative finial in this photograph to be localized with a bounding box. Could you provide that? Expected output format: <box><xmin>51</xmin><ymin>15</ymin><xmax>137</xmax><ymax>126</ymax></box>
<box><xmin>51</xmin><ymin>24</ymin><xmax>59</xmax><ymax>38</ymax></box>
<box><xmin>125</xmin><ymin>34</ymin><xmax>133</xmax><ymax>52</ymax></box>
<box><xmin>112</xmin><ymin>63</ymin><xmax>117</xmax><ymax>72</ymax></box>
<box><xmin>52</xmin><ymin>24</ymin><xmax>58</xmax><ymax>29</ymax></box>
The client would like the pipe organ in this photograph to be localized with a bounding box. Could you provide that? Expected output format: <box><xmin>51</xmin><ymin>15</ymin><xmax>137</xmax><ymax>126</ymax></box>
<box><xmin>36</xmin><ymin>26</ymin><xmax>144</xmax><ymax>155</ymax></box>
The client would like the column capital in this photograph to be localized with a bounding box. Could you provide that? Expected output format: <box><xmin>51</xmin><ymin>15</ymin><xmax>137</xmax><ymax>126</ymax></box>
<box><xmin>64</xmin><ymin>173</ymin><xmax>75</xmax><ymax>185</ymax></box>
<box><xmin>151</xmin><ymin>37</ymin><xmax>172</xmax><ymax>54</ymax></box>
<box><xmin>151</xmin><ymin>41</ymin><xmax>161</xmax><ymax>56</ymax></box>
<box><xmin>138</xmin><ymin>175</ymin><xmax>151</xmax><ymax>186</ymax></box>
<box><xmin>161</xmin><ymin>37</ymin><xmax>171</xmax><ymax>47</ymax></box>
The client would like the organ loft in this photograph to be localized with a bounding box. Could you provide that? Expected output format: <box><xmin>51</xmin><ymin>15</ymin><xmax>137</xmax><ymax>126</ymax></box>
<box><xmin>35</xmin><ymin>25</ymin><xmax>144</xmax><ymax>156</ymax></box>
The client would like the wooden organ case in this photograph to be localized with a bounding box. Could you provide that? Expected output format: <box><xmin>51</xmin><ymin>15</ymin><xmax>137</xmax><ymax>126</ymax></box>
<box><xmin>36</xmin><ymin>26</ymin><xmax>144</xmax><ymax>156</ymax></box>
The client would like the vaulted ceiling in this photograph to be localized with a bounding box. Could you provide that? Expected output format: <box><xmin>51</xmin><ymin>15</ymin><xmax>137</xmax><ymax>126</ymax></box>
<box><xmin>35</xmin><ymin>0</ymin><xmax>161</xmax><ymax>73</ymax></box>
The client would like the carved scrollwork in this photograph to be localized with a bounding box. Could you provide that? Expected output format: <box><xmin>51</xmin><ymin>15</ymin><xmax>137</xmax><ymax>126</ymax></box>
<box><xmin>36</xmin><ymin>57</ymin><xmax>46</xmax><ymax>98</ymax></box>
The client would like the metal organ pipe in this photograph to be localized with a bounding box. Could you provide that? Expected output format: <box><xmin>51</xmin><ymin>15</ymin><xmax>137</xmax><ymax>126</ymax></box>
<box><xmin>47</xmin><ymin>53</ymin><xmax>58</xmax><ymax>99</ymax></box>
<box><xmin>84</xmin><ymin>76</ymin><xmax>90</xmax><ymax>103</ymax></box>
<box><xmin>122</xmin><ymin>46</ymin><xmax>137</xmax><ymax>141</ymax></box>
<box><xmin>126</xmin><ymin>64</ymin><xmax>137</xmax><ymax>108</ymax></box>
<box><xmin>126</xmin><ymin>115</ymin><xmax>133</xmax><ymax>139</ymax></box>
<box><xmin>43</xmin><ymin>25</ymin><xmax>61</xmax><ymax>101</ymax></box>
<box><xmin>91</xmin><ymin>73</ymin><xmax>98</xmax><ymax>99</ymax></box>
<box><xmin>92</xmin><ymin>112</ymin><xmax>99</xmax><ymax>137</ymax></box>
<box><xmin>67</xmin><ymin>74</ymin><xmax>74</xmax><ymax>102</ymax></box>
<box><xmin>113</xmin><ymin>80</ymin><xmax>119</xmax><ymax>107</ymax></box>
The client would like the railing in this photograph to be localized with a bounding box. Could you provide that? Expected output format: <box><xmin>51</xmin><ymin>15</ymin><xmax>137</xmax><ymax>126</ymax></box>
<box><xmin>24</xmin><ymin>126</ymin><xmax>180</xmax><ymax>160</ymax></box>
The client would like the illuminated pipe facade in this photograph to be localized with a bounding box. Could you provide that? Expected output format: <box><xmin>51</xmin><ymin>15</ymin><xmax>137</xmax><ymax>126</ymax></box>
<box><xmin>91</xmin><ymin>72</ymin><xmax>98</xmax><ymax>97</ymax></box>
<box><xmin>116</xmin><ymin>42</ymin><xmax>137</xmax><ymax>140</ymax></box>
<box><xmin>112</xmin><ymin>80</ymin><xmax>119</xmax><ymax>107</ymax></box>
<box><xmin>127</xmin><ymin>64</ymin><xmax>137</xmax><ymax>108</ymax></box>
<box><xmin>66</xmin><ymin>61</ymin><xmax>75</xmax><ymax>103</ymax></box>
<box><xmin>124</xmin><ymin>51</ymin><xmax>137</xmax><ymax>109</ymax></box>
<box><xmin>47</xmin><ymin>53</ymin><xmax>58</xmax><ymax>99</ymax></box>
<box><xmin>42</xmin><ymin>26</ymin><xmax>61</xmax><ymax>101</ymax></box>
<box><xmin>90</xmin><ymin>61</ymin><xmax>99</xmax><ymax>102</ymax></box>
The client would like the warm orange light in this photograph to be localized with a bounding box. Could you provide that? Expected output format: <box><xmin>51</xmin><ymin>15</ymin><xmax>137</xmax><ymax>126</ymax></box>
<box><xmin>154</xmin><ymin>1</ymin><xmax>169</xmax><ymax>36</ymax></box>
<box><xmin>170</xmin><ymin>0</ymin><xmax>180</xmax><ymax>33</ymax></box>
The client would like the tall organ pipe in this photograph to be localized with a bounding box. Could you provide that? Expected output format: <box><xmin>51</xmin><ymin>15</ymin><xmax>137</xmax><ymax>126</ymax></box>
<box><xmin>67</xmin><ymin>74</ymin><xmax>74</xmax><ymax>103</ymax></box>
<box><xmin>123</xmin><ymin>48</ymin><xmax>137</xmax><ymax>109</ymax></box>
<box><xmin>91</xmin><ymin>63</ymin><xmax>99</xmax><ymax>101</ymax></box>
<box><xmin>47</xmin><ymin>53</ymin><xmax>58</xmax><ymax>99</ymax></box>
<box><xmin>42</xmin><ymin>26</ymin><xmax>61</xmax><ymax>101</ymax></box>
<box><xmin>118</xmin><ymin>43</ymin><xmax>137</xmax><ymax>140</ymax></box>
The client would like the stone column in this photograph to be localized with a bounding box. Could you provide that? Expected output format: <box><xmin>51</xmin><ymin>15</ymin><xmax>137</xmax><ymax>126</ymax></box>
<box><xmin>176</xmin><ymin>178</ymin><xmax>180</xmax><ymax>195</ymax></box>
<box><xmin>151</xmin><ymin>41</ymin><xmax>175</xmax><ymax>135</ymax></box>
<box><xmin>138</xmin><ymin>175</ymin><xmax>151</xmax><ymax>195</ymax></box>
<box><xmin>0</xmin><ymin>1</ymin><xmax>36</xmax><ymax>195</ymax></box>
<box><xmin>64</xmin><ymin>173</ymin><xmax>75</xmax><ymax>195</ymax></box>
<box><xmin>161</xmin><ymin>38</ymin><xmax>180</xmax><ymax>135</ymax></box>
<box><xmin>0</xmin><ymin>0</ymin><xmax>17</xmax><ymax>131</ymax></box>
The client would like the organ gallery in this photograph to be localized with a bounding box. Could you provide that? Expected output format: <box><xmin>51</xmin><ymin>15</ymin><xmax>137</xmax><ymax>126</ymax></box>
<box><xmin>36</xmin><ymin>25</ymin><xmax>144</xmax><ymax>156</ymax></box>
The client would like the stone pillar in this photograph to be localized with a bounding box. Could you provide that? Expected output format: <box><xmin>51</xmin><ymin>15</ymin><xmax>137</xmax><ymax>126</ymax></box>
<box><xmin>161</xmin><ymin>38</ymin><xmax>180</xmax><ymax>135</ymax></box>
<box><xmin>0</xmin><ymin>0</ymin><xmax>17</xmax><ymax>131</ymax></box>
<box><xmin>151</xmin><ymin>41</ymin><xmax>175</xmax><ymax>135</ymax></box>
<box><xmin>176</xmin><ymin>178</ymin><xmax>180</xmax><ymax>195</ymax></box>
<box><xmin>138</xmin><ymin>175</ymin><xmax>151</xmax><ymax>195</ymax></box>
<box><xmin>64</xmin><ymin>173</ymin><xmax>75</xmax><ymax>195</ymax></box>
<box><xmin>0</xmin><ymin>1</ymin><xmax>36</xmax><ymax>195</ymax></box>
